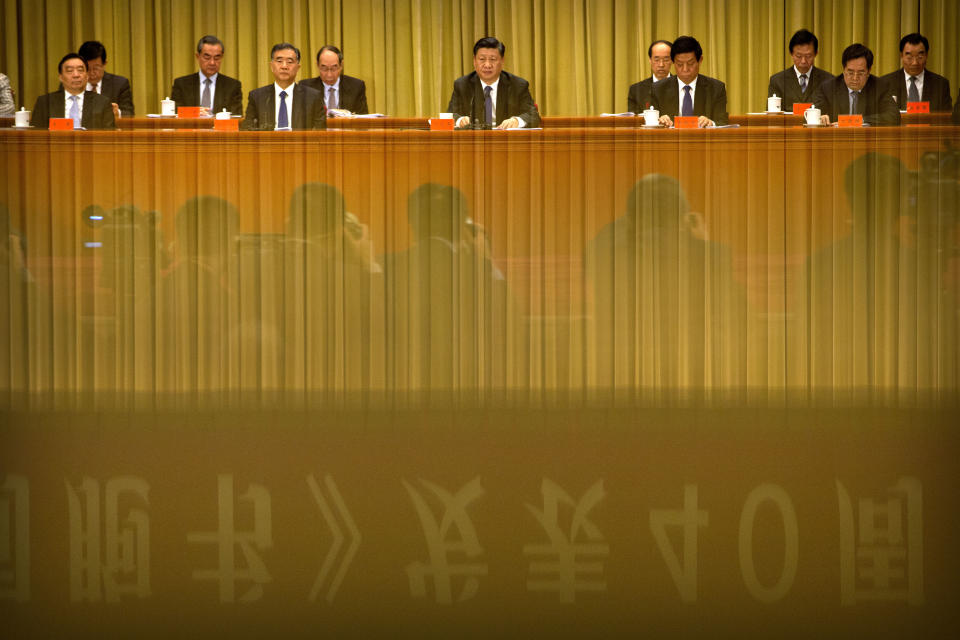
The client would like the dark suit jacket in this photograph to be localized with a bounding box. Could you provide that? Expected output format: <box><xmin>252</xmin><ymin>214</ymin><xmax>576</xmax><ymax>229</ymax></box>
<box><xmin>30</xmin><ymin>90</ymin><xmax>116</xmax><ymax>129</ymax></box>
<box><xmin>58</xmin><ymin>71</ymin><xmax>134</xmax><ymax>116</ymax></box>
<box><xmin>812</xmin><ymin>74</ymin><xmax>900</xmax><ymax>126</ymax></box>
<box><xmin>171</xmin><ymin>72</ymin><xmax>243</xmax><ymax>114</ymax></box>
<box><xmin>240</xmin><ymin>83</ymin><xmax>326</xmax><ymax>130</ymax></box>
<box><xmin>954</xmin><ymin>92</ymin><xmax>960</xmax><ymax>124</ymax></box>
<box><xmin>99</xmin><ymin>72</ymin><xmax>134</xmax><ymax>116</ymax></box>
<box><xmin>879</xmin><ymin>68</ymin><xmax>953</xmax><ymax>112</ymax></box>
<box><xmin>627</xmin><ymin>76</ymin><xmax>665</xmax><ymax>113</ymax></box>
<box><xmin>767</xmin><ymin>66</ymin><xmax>833</xmax><ymax>111</ymax></box>
<box><xmin>300</xmin><ymin>74</ymin><xmax>369</xmax><ymax>114</ymax></box>
<box><xmin>650</xmin><ymin>75</ymin><xmax>729</xmax><ymax>125</ymax></box>
<box><xmin>447</xmin><ymin>70</ymin><xmax>541</xmax><ymax>127</ymax></box>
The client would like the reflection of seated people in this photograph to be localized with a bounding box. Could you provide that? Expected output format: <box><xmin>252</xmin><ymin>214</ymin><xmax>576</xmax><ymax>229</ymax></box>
<box><xmin>284</xmin><ymin>182</ymin><xmax>382</xmax><ymax>391</ymax></box>
<box><xmin>83</xmin><ymin>205</ymin><xmax>166</xmax><ymax>391</ymax></box>
<box><xmin>585</xmin><ymin>174</ymin><xmax>744</xmax><ymax>391</ymax></box>
<box><xmin>803</xmin><ymin>153</ymin><xmax>915</xmax><ymax>390</ymax></box>
<box><xmin>906</xmin><ymin>151</ymin><xmax>960</xmax><ymax>388</ymax></box>
<box><xmin>97</xmin><ymin>205</ymin><xmax>166</xmax><ymax>293</ymax></box>
<box><xmin>0</xmin><ymin>203</ymin><xmax>30</xmax><ymax>283</ymax></box>
<box><xmin>383</xmin><ymin>183</ymin><xmax>508</xmax><ymax>391</ymax></box>
<box><xmin>1</xmin><ymin>203</ymin><xmax>33</xmax><ymax>390</ymax></box>
<box><xmin>161</xmin><ymin>196</ymin><xmax>239</xmax><ymax>392</ymax></box>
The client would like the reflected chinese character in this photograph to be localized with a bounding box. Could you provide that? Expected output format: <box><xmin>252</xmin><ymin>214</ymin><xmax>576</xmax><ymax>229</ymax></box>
<box><xmin>188</xmin><ymin>474</ymin><xmax>272</xmax><ymax>603</ymax></box>
<box><xmin>404</xmin><ymin>477</ymin><xmax>487</xmax><ymax>604</ymax></box>
<box><xmin>649</xmin><ymin>484</ymin><xmax>708</xmax><ymax>603</ymax></box>
<box><xmin>1</xmin><ymin>474</ymin><xmax>30</xmax><ymax>602</ymax></box>
<box><xmin>524</xmin><ymin>478</ymin><xmax>609</xmax><ymax>602</ymax></box>
<box><xmin>838</xmin><ymin>477</ymin><xmax>923</xmax><ymax>605</ymax></box>
<box><xmin>66</xmin><ymin>476</ymin><xmax>150</xmax><ymax>602</ymax></box>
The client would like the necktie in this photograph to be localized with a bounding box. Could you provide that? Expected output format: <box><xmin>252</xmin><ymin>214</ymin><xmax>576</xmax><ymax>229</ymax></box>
<box><xmin>201</xmin><ymin>78</ymin><xmax>212</xmax><ymax>110</ymax></box>
<box><xmin>277</xmin><ymin>90</ymin><xmax>289</xmax><ymax>129</ymax></box>
<box><xmin>681</xmin><ymin>85</ymin><xmax>693</xmax><ymax>116</ymax></box>
<box><xmin>799</xmin><ymin>74</ymin><xmax>807</xmax><ymax>93</ymax></box>
<box><xmin>484</xmin><ymin>85</ymin><xmax>493</xmax><ymax>125</ymax></box>
<box><xmin>327</xmin><ymin>87</ymin><xmax>337</xmax><ymax>110</ymax></box>
<box><xmin>908</xmin><ymin>76</ymin><xmax>920</xmax><ymax>102</ymax></box>
<box><xmin>849</xmin><ymin>90</ymin><xmax>859</xmax><ymax>115</ymax></box>
<box><xmin>69</xmin><ymin>95</ymin><xmax>80</xmax><ymax>128</ymax></box>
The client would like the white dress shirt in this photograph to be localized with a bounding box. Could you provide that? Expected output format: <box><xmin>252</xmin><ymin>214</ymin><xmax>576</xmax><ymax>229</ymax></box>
<box><xmin>677</xmin><ymin>76</ymin><xmax>699</xmax><ymax>112</ymax></box>
<box><xmin>903</xmin><ymin>69</ymin><xmax>925</xmax><ymax>101</ymax></box>
<box><xmin>322</xmin><ymin>77</ymin><xmax>341</xmax><ymax>109</ymax></box>
<box><xmin>274</xmin><ymin>82</ymin><xmax>295</xmax><ymax>129</ymax></box>
<box><xmin>199</xmin><ymin>71</ymin><xmax>219</xmax><ymax>109</ymax></box>
<box><xmin>64</xmin><ymin>90</ymin><xmax>85</xmax><ymax>121</ymax></box>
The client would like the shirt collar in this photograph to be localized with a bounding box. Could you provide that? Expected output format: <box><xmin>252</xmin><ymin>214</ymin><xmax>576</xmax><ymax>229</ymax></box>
<box><xmin>904</xmin><ymin>69</ymin><xmax>925</xmax><ymax>82</ymax></box>
<box><xmin>322</xmin><ymin>76</ymin><xmax>341</xmax><ymax>92</ymax></box>
<box><xmin>199</xmin><ymin>70</ymin><xmax>219</xmax><ymax>83</ymax></box>
<box><xmin>480</xmin><ymin>76</ymin><xmax>500</xmax><ymax>91</ymax></box>
<box><xmin>794</xmin><ymin>66</ymin><xmax>812</xmax><ymax>79</ymax></box>
<box><xmin>275</xmin><ymin>81</ymin><xmax>296</xmax><ymax>95</ymax></box>
<box><xmin>680</xmin><ymin>76</ymin><xmax>698</xmax><ymax>91</ymax></box>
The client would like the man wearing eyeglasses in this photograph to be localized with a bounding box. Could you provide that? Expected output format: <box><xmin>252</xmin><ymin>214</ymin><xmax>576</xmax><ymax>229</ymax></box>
<box><xmin>879</xmin><ymin>33</ymin><xmax>952</xmax><ymax>112</ymax></box>
<box><xmin>812</xmin><ymin>43</ymin><xmax>900</xmax><ymax>126</ymax></box>
<box><xmin>171</xmin><ymin>35</ymin><xmax>243</xmax><ymax>116</ymax></box>
<box><xmin>300</xmin><ymin>45</ymin><xmax>369</xmax><ymax>115</ymax></box>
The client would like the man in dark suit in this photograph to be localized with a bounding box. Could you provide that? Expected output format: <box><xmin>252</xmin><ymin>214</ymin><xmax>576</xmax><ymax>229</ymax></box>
<box><xmin>627</xmin><ymin>39</ymin><xmax>672</xmax><ymax>113</ymax></box>
<box><xmin>31</xmin><ymin>53</ymin><xmax>116</xmax><ymax>129</ymax></box>
<box><xmin>448</xmin><ymin>36</ymin><xmax>541</xmax><ymax>129</ymax></box>
<box><xmin>813</xmin><ymin>43</ymin><xmax>900</xmax><ymax>126</ymax></box>
<box><xmin>651</xmin><ymin>35</ymin><xmax>728</xmax><ymax>127</ymax></box>
<box><xmin>879</xmin><ymin>33</ymin><xmax>952</xmax><ymax>112</ymax></box>
<box><xmin>77</xmin><ymin>40</ymin><xmax>134</xmax><ymax>117</ymax></box>
<box><xmin>300</xmin><ymin>45</ymin><xmax>369</xmax><ymax>115</ymax></box>
<box><xmin>170</xmin><ymin>35</ymin><xmax>243</xmax><ymax>115</ymax></box>
<box><xmin>767</xmin><ymin>29</ymin><xmax>832</xmax><ymax>111</ymax></box>
<box><xmin>240</xmin><ymin>43</ymin><xmax>326</xmax><ymax>131</ymax></box>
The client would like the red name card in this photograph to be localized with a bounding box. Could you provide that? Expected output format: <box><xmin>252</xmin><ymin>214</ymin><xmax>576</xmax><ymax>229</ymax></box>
<box><xmin>178</xmin><ymin>106</ymin><xmax>203</xmax><ymax>118</ymax></box>
<box><xmin>793</xmin><ymin>102</ymin><xmax>813</xmax><ymax>116</ymax></box>
<box><xmin>429</xmin><ymin>118</ymin><xmax>454</xmax><ymax>131</ymax></box>
<box><xmin>49</xmin><ymin>118</ymin><xmax>74</xmax><ymax>130</ymax></box>
<box><xmin>906</xmin><ymin>101</ymin><xmax>930</xmax><ymax>113</ymax></box>
<box><xmin>213</xmin><ymin>118</ymin><xmax>239</xmax><ymax>131</ymax></box>
<box><xmin>673</xmin><ymin>116</ymin><xmax>698</xmax><ymax>129</ymax></box>
<box><xmin>838</xmin><ymin>114</ymin><xmax>864</xmax><ymax>127</ymax></box>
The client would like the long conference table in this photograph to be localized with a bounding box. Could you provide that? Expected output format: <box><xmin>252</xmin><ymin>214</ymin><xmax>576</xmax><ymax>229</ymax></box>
<box><xmin>2</xmin><ymin>122</ymin><xmax>959</xmax><ymax>636</ymax></box>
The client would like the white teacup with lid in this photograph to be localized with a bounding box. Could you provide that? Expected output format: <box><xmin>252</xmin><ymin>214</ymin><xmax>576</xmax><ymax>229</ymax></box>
<box><xmin>14</xmin><ymin>107</ymin><xmax>30</xmax><ymax>127</ymax></box>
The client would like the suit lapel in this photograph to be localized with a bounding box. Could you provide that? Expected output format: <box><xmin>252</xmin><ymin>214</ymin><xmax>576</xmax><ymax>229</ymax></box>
<box><xmin>496</xmin><ymin>73</ymin><xmax>509</xmax><ymax>124</ymax></box>
<box><xmin>51</xmin><ymin>92</ymin><xmax>66</xmax><ymax>118</ymax></box>
<box><xmin>292</xmin><ymin>84</ymin><xmax>304</xmax><ymax>129</ymax></box>
<box><xmin>81</xmin><ymin>91</ymin><xmax>98</xmax><ymax>128</ymax></box>
<box><xmin>211</xmin><ymin>77</ymin><xmax>225</xmax><ymax>112</ymax></box>
<box><xmin>264</xmin><ymin>89</ymin><xmax>276</xmax><ymax>129</ymax></box>
<box><xmin>663</xmin><ymin>77</ymin><xmax>680</xmax><ymax>116</ymax></box>
<box><xmin>188</xmin><ymin>74</ymin><xmax>201</xmax><ymax>105</ymax></box>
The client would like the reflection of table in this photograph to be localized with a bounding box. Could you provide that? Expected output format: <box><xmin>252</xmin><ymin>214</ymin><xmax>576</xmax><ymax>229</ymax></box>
<box><xmin>1</xmin><ymin>126</ymin><xmax>958</xmax><ymax>397</ymax></box>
